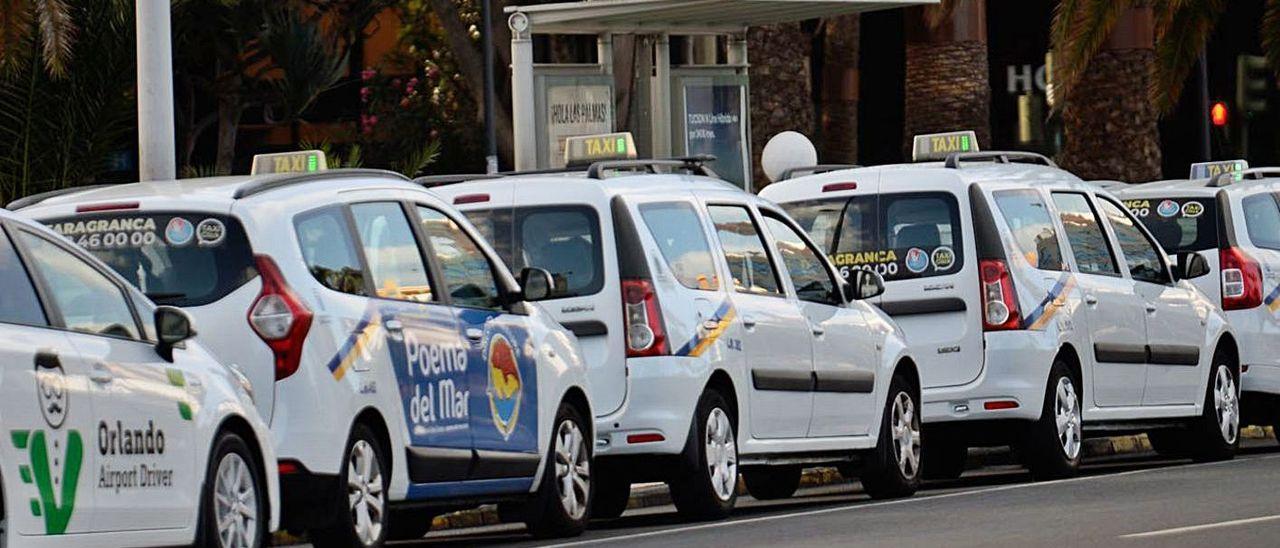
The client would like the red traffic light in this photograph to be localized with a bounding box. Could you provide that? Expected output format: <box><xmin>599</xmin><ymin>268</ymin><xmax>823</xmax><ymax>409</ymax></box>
<box><xmin>1212</xmin><ymin>102</ymin><xmax>1230</xmax><ymax>127</ymax></box>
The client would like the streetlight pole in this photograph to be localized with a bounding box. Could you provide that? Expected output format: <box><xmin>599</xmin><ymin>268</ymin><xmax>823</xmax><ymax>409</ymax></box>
<box><xmin>136</xmin><ymin>0</ymin><xmax>177</xmax><ymax>181</ymax></box>
<box><xmin>482</xmin><ymin>0</ymin><xmax>499</xmax><ymax>174</ymax></box>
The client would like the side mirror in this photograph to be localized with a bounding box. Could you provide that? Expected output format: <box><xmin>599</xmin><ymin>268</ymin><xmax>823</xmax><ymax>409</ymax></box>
<box><xmin>155</xmin><ymin>306</ymin><xmax>196</xmax><ymax>362</ymax></box>
<box><xmin>1176</xmin><ymin>252</ymin><xmax>1211</xmax><ymax>281</ymax></box>
<box><xmin>845</xmin><ymin>270</ymin><xmax>885</xmax><ymax>301</ymax></box>
<box><xmin>519</xmin><ymin>267</ymin><xmax>556</xmax><ymax>302</ymax></box>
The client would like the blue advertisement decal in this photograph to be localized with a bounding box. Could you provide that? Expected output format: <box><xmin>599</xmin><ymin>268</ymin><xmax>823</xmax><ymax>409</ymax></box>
<box><xmin>382</xmin><ymin>304</ymin><xmax>474</xmax><ymax>450</ymax></box>
<box><xmin>458</xmin><ymin>308</ymin><xmax>540</xmax><ymax>455</ymax></box>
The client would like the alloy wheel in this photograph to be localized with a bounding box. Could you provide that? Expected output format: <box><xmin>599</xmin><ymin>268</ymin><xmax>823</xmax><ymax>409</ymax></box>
<box><xmin>346</xmin><ymin>440</ymin><xmax>385</xmax><ymax>545</ymax></box>
<box><xmin>1214</xmin><ymin>366</ymin><xmax>1240</xmax><ymax>445</ymax></box>
<box><xmin>705</xmin><ymin>408</ymin><xmax>738</xmax><ymax>501</ymax></box>
<box><xmin>1055</xmin><ymin>376</ymin><xmax>1082</xmax><ymax>460</ymax></box>
<box><xmin>554</xmin><ymin>419</ymin><xmax>591</xmax><ymax>520</ymax></box>
<box><xmin>892</xmin><ymin>392</ymin><xmax>922</xmax><ymax>479</ymax></box>
<box><xmin>214</xmin><ymin>453</ymin><xmax>259</xmax><ymax>548</ymax></box>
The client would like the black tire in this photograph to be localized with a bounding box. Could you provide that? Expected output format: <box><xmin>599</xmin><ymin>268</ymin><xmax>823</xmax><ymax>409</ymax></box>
<box><xmin>1146</xmin><ymin>429</ymin><xmax>1191</xmax><ymax>458</ymax></box>
<box><xmin>668</xmin><ymin>389</ymin><xmax>738</xmax><ymax>520</ymax></box>
<box><xmin>198</xmin><ymin>432</ymin><xmax>268</xmax><ymax>548</ymax></box>
<box><xmin>1021</xmin><ymin>361</ymin><xmax>1082</xmax><ymax>481</ymax></box>
<box><xmin>523</xmin><ymin>403</ymin><xmax>591</xmax><ymax>539</ymax></box>
<box><xmin>921</xmin><ymin>428</ymin><xmax>967</xmax><ymax>481</ymax></box>
<box><xmin>860</xmin><ymin>374</ymin><xmax>922</xmax><ymax>499</ymax></box>
<box><xmin>385</xmin><ymin>509</ymin><xmax>435</xmax><ymax>541</ymax></box>
<box><xmin>742</xmin><ymin>466</ymin><xmax>801</xmax><ymax>500</ymax></box>
<box><xmin>589</xmin><ymin>466</ymin><xmax>631</xmax><ymax>520</ymax></box>
<box><xmin>1186</xmin><ymin>355</ymin><xmax>1240</xmax><ymax>462</ymax></box>
<box><xmin>311</xmin><ymin>423</ymin><xmax>388</xmax><ymax>548</ymax></box>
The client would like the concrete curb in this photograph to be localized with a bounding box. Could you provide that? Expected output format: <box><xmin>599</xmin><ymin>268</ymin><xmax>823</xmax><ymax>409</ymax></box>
<box><xmin>273</xmin><ymin>428</ymin><xmax>1274</xmax><ymax>544</ymax></box>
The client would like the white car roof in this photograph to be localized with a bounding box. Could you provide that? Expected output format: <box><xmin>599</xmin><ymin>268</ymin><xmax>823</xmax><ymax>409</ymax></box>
<box><xmin>429</xmin><ymin>170</ymin><xmax>748</xmax><ymax>205</ymax></box>
<box><xmin>760</xmin><ymin>160</ymin><xmax>1090</xmax><ymax>204</ymax></box>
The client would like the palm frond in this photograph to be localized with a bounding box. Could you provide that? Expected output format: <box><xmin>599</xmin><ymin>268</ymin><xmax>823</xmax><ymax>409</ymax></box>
<box><xmin>1050</xmin><ymin>0</ymin><xmax>1134</xmax><ymax>107</ymax></box>
<box><xmin>395</xmin><ymin>140</ymin><xmax>441</xmax><ymax>178</ymax></box>
<box><xmin>1152</xmin><ymin>0</ymin><xmax>1225</xmax><ymax>113</ymax></box>
<box><xmin>0</xmin><ymin>0</ymin><xmax>33</xmax><ymax>75</ymax></box>
<box><xmin>923</xmin><ymin>0</ymin><xmax>958</xmax><ymax>31</ymax></box>
<box><xmin>33</xmin><ymin>0</ymin><xmax>76</xmax><ymax>78</ymax></box>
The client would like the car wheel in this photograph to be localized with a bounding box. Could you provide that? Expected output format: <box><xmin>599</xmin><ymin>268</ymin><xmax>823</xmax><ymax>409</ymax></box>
<box><xmin>742</xmin><ymin>466</ymin><xmax>802</xmax><ymax>500</ymax></box>
<box><xmin>1021</xmin><ymin>362</ymin><xmax>1082</xmax><ymax>480</ymax></box>
<box><xmin>199</xmin><ymin>432</ymin><xmax>266</xmax><ymax>548</ymax></box>
<box><xmin>589</xmin><ymin>465</ymin><xmax>631</xmax><ymax>520</ymax></box>
<box><xmin>921</xmin><ymin>428</ymin><xmax>967</xmax><ymax>481</ymax></box>
<box><xmin>524</xmin><ymin>403</ymin><xmax>591</xmax><ymax>538</ymax></box>
<box><xmin>311</xmin><ymin>424</ymin><xmax>387</xmax><ymax>548</ymax></box>
<box><xmin>669</xmin><ymin>389</ymin><xmax>738</xmax><ymax>520</ymax></box>
<box><xmin>860</xmin><ymin>375</ymin><xmax>922</xmax><ymax>499</ymax></box>
<box><xmin>385</xmin><ymin>509</ymin><xmax>435</xmax><ymax>541</ymax></box>
<box><xmin>1187</xmin><ymin>357</ymin><xmax>1240</xmax><ymax>462</ymax></box>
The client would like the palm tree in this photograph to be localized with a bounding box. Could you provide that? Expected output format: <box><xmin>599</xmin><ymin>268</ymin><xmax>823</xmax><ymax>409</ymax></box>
<box><xmin>902</xmin><ymin>0</ymin><xmax>992</xmax><ymax>156</ymax></box>
<box><xmin>0</xmin><ymin>0</ymin><xmax>77</xmax><ymax>78</ymax></box>
<box><xmin>819</xmin><ymin>15</ymin><xmax>860</xmax><ymax>164</ymax></box>
<box><xmin>749</xmin><ymin>22</ymin><xmax>817</xmax><ymax>189</ymax></box>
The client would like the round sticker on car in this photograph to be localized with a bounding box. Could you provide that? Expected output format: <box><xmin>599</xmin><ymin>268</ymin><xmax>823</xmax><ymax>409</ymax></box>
<box><xmin>1181</xmin><ymin>201</ymin><xmax>1205</xmax><ymax>218</ymax></box>
<box><xmin>164</xmin><ymin>217</ymin><xmax>195</xmax><ymax>246</ymax></box>
<box><xmin>905</xmin><ymin>247</ymin><xmax>930</xmax><ymax>274</ymax></box>
<box><xmin>197</xmin><ymin>218</ymin><xmax>226</xmax><ymax>246</ymax></box>
<box><xmin>931</xmin><ymin>246</ymin><xmax>956</xmax><ymax>271</ymax></box>
<box><xmin>1157</xmin><ymin>200</ymin><xmax>1181</xmax><ymax>218</ymax></box>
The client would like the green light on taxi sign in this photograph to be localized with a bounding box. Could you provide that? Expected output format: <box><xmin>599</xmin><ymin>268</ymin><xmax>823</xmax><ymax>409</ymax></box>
<box><xmin>250</xmin><ymin>150</ymin><xmax>328</xmax><ymax>175</ymax></box>
<box><xmin>565</xmin><ymin>132</ymin><xmax>638</xmax><ymax>167</ymax></box>
<box><xmin>912</xmin><ymin>130</ymin><xmax>981</xmax><ymax>162</ymax></box>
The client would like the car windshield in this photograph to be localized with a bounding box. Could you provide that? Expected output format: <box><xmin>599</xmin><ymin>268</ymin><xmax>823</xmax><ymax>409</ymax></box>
<box><xmin>43</xmin><ymin>212</ymin><xmax>257</xmax><ymax>307</ymax></box>
<box><xmin>1120</xmin><ymin>196</ymin><xmax>1219</xmax><ymax>253</ymax></box>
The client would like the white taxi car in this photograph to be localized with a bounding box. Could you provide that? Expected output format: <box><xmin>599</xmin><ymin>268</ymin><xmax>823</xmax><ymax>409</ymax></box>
<box><xmin>0</xmin><ymin>208</ymin><xmax>278</xmax><ymax>547</ymax></box>
<box><xmin>12</xmin><ymin>154</ymin><xmax>593</xmax><ymax>546</ymax></box>
<box><xmin>429</xmin><ymin>134</ymin><xmax>923</xmax><ymax>521</ymax></box>
<box><xmin>1115</xmin><ymin>162</ymin><xmax>1280</xmax><ymax>444</ymax></box>
<box><xmin>760</xmin><ymin>132</ymin><xmax>1241</xmax><ymax>480</ymax></box>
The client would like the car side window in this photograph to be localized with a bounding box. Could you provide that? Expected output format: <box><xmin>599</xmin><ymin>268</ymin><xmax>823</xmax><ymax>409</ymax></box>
<box><xmin>707</xmin><ymin>205</ymin><xmax>784</xmax><ymax>296</ymax></box>
<box><xmin>15</xmin><ymin>230</ymin><xmax>140</xmax><ymax>339</ymax></box>
<box><xmin>350</xmin><ymin>202</ymin><xmax>434</xmax><ymax>303</ymax></box>
<box><xmin>1242</xmin><ymin>193</ymin><xmax>1280</xmax><ymax>250</ymax></box>
<box><xmin>1099</xmin><ymin>199</ymin><xmax>1171</xmax><ymax>285</ymax></box>
<box><xmin>761</xmin><ymin>213</ymin><xmax>841</xmax><ymax>305</ymax></box>
<box><xmin>638</xmin><ymin>202</ymin><xmax>721</xmax><ymax>291</ymax></box>
<box><xmin>1051</xmin><ymin>193</ymin><xmax>1119</xmax><ymax>276</ymax></box>
<box><xmin>993</xmin><ymin>189</ymin><xmax>1065</xmax><ymax>272</ymax></box>
<box><xmin>295</xmin><ymin>207</ymin><xmax>368</xmax><ymax>296</ymax></box>
<box><xmin>0</xmin><ymin>228</ymin><xmax>48</xmax><ymax>326</ymax></box>
<box><xmin>417</xmin><ymin>207</ymin><xmax>503</xmax><ymax>310</ymax></box>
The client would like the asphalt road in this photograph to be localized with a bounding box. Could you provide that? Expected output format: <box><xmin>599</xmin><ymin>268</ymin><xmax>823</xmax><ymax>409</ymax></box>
<box><xmin>394</xmin><ymin>439</ymin><xmax>1280</xmax><ymax>548</ymax></box>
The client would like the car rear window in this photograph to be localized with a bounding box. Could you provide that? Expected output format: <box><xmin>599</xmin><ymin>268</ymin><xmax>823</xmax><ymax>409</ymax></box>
<box><xmin>463</xmin><ymin>205</ymin><xmax>605</xmax><ymax>298</ymax></box>
<box><xmin>44</xmin><ymin>212</ymin><xmax>256</xmax><ymax>307</ymax></box>
<box><xmin>781</xmin><ymin>192</ymin><xmax>963</xmax><ymax>281</ymax></box>
<box><xmin>1121</xmin><ymin>196</ymin><xmax>1219</xmax><ymax>252</ymax></box>
<box><xmin>638</xmin><ymin>202</ymin><xmax>721</xmax><ymax>291</ymax></box>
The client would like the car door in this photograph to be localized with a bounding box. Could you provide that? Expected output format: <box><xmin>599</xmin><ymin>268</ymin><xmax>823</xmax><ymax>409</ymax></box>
<box><xmin>347</xmin><ymin>201</ymin><xmax>473</xmax><ymax>483</ymax></box>
<box><xmin>759</xmin><ymin>211</ymin><xmax>879</xmax><ymax>438</ymax></box>
<box><xmin>1098</xmin><ymin>198</ymin><xmax>1205</xmax><ymax>406</ymax></box>
<box><xmin>413</xmin><ymin>204</ymin><xmax>542</xmax><ymax>483</ymax></box>
<box><xmin>10</xmin><ymin>227</ymin><xmax>197</xmax><ymax>532</ymax></box>
<box><xmin>1050</xmin><ymin>192</ymin><xmax>1148</xmax><ymax>407</ymax></box>
<box><xmin>706</xmin><ymin>203</ymin><xmax>814</xmax><ymax>439</ymax></box>
<box><xmin>0</xmin><ymin>225</ymin><xmax>100</xmax><ymax>536</ymax></box>
<box><xmin>1237</xmin><ymin>190</ymin><xmax>1280</xmax><ymax>368</ymax></box>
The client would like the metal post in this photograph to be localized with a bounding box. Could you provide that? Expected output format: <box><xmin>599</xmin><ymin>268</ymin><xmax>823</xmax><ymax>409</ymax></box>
<box><xmin>483</xmin><ymin>0</ymin><xmax>499</xmax><ymax>173</ymax></box>
<box><xmin>136</xmin><ymin>0</ymin><xmax>176</xmax><ymax>181</ymax></box>
<box><xmin>598</xmin><ymin>33</ymin><xmax>614</xmax><ymax>76</ymax></box>
<box><xmin>650</xmin><ymin>34</ymin><xmax>672</xmax><ymax>158</ymax></box>
<box><xmin>510</xmin><ymin>13</ymin><xmax>537</xmax><ymax>171</ymax></box>
<box><xmin>1196</xmin><ymin>50</ymin><xmax>1211</xmax><ymax>161</ymax></box>
<box><xmin>727</xmin><ymin>33</ymin><xmax>748</xmax><ymax>67</ymax></box>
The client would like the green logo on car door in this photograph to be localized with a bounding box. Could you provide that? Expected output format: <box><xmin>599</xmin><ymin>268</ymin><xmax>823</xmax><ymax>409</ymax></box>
<box><xmin>11</xmin><ymin>429</ymin><xmax>83</xmax><ymax>534</ymax></box>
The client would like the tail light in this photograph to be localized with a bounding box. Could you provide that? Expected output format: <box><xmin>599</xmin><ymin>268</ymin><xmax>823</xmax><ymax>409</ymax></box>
<box><xmin>1220</xmin><ymin>247</ymin><xmax>1262</xmax><ymax>310</ymax></box>
<box><xmin>248</xmin><ymin>255</ymin><xmax>313</xmax><ymax>380</ymax></box>
<box><xmin>980</xmin><ymin>259</ymin><xmax>1022</xmax><ymax>331</ymax></box>
<box><xmin>621</xmin><ymin>279</ymin><xmax>668</xmax><ymax>357</ymax></box>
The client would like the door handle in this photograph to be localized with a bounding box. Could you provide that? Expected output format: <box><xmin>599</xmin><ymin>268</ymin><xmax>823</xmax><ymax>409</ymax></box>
<box><xmin>1145</xmin><ymin>303</ymin><xmax>1158</xmax><ymax>314</ymax></box>
<box><xmin>465</xmin><ymin>328</ymin><xmax>485</xmax><ymax>343</ymax></box>
<box><xmin>1084</xmin><ymin>294</ymin><xmax>1099</xmax><ymax>306</ymax></box>
<box><xmin>89</xmin><ymin>365</ymin><xmax>114</xmax><ymax>385</ymax></box>
<box><xmin>811</xmin><ymin>325</ymin><xmax>826</xmax><ymax>337</ymax></box>
<box><xmin>741</xmin><ymin>316</ymin><xmax>758</xmax><ymax>330</ymax></box>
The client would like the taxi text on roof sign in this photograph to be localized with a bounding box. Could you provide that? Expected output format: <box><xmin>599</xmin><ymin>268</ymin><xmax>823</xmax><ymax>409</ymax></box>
<box><xmin>912</xmin><ymin>130</ymin><xmax>980</xmax><ymax>162</ymax></box>
<box><xmin>250</xmin><ymin>150</ymin><xmax>328</xmax><ymax>176</ymax></box>
<box><xmin>564</xmin><ymin>132</ymin><xmax>637</xmax><ymax>167</ymax></box>
<box><xmin>1189</xmin><ymin>159</ymin><xmax>1248</xmax><ymax>180</ymax></box>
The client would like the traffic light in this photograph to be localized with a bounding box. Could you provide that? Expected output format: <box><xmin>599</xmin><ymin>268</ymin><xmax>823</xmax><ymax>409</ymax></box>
<box><xmin>1237</xmin><ymin>55</ymin><xmax>1270</xmax><ymax>116</ymax></box>
<box><xmin>1211</xmin><ymin>101</ymin><xmax>1229</xmax><ymax>127</ymax></box>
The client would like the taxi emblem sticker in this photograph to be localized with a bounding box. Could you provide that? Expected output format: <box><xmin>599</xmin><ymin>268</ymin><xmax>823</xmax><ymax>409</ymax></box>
<box><xmin>1181</xmin><ymin>201</ymin><xmax>1205</xmax><ymax>218</ymax></box>
<box><xmin>1156</xmin><ymin>200</ymin><xmax>1180</xmax><ymax>218</ymax></box>
<box><xmin>197</xmin><ymin>219</ymin><xmax>226</xmax><ymax>246</ymax></box>
<box><xmin>931</xmin><ymin>246</ymin><xmax>956</xmax><ymax>271</ymax></box>
<box><xmin>487</xmin><ymin>334</ymin><xmax>522</xmax><ymax>440</ymax></box>
<box><xmin>164</xmin><ymin>217</ymin><xmax>195</xmax><ymax>246</ymax></box>
<box><xmin>905</xmin><ymin>247</ymin><xmax>930</xmax><ymax>274</ymax></box>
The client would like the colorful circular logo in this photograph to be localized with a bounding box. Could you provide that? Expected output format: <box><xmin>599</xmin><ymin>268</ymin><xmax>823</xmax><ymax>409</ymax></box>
<box><xmin>904</xmin><ymin>247</ymin><xmax>930</xmax><ymax>274</ymax></box>
<box><xmin>931</xmin><ymin>246</ymin><xmax>956</xmax><ymax>271</ymax></box>
<box><xmin>487</xmin><ymin>334</ymin><xmax>522</xmax><ymax>440</ymax></box>
<box><xmin>164</xmin><ymin>217</ymin><xmax>195</xmax><ymax>246</ymax></box>
<box><xmin>1157</xmin><ymin>200</ymin><xmax>1181</xmax><ymax>218</ymax></box>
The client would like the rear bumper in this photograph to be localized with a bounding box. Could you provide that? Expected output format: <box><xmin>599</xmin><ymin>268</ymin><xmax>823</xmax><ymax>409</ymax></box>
<box><xmin>277</xmin><ymin>462</ymin><xmax>340</xmax><ymax>533</ymax></box>
<box><xmin>593</xmin><ymin>357</ymin><xmax>710</xmax><ymax>457</ymax></box>
<box><xmin>922</xmin><ymin>331</ymin><xmax>1055</xmax><ymax>424</ymax></box>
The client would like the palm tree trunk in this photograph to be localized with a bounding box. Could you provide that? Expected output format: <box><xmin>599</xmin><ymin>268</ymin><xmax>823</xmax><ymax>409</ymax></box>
<box><xmin>820</xmin><ymin>15</ymin><xmax>860</xmax><ymax>164</ymax></box>
<box><xmin>1059</xmin><ymin>6</ymin><xmax>1161</xmax><ymax>182</ymax></box>
<box><xmin>215</xmin><ymin>99</ymin><xmax>243</xmax><ymax>176</ymax></box>
<box><xmin>903</xmin><ymin>0</ymin><xmax>991</xmax><ymax>155</ymax></box>
<box><xmin>749</xmin><ymin>23</ymin><xmax>816</xmax><ymax>189</ymax></box>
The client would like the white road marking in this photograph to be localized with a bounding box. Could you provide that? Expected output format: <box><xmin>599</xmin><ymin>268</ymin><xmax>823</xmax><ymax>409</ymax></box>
<box><xmin>542</xmin><ymin>454</ymin><xmax>1280</xmax><ymax>548</ymax></box>
<box><xmin>1120</xmin><ymin>514</ymin><xmax>1280</xmax><ymax>539</ymax></box>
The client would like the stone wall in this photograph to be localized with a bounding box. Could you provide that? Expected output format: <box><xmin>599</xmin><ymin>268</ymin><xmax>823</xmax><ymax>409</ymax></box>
<box><xmin>748</xmin><ymin>23</ymin><xmax>816</xmax><ymax>190</ymax></box>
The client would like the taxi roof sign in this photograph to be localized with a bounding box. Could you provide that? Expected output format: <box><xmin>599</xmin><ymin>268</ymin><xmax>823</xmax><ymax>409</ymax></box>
<box><xmin>912</xmin><ymin>131</ymin><xmax>980</xmax><ymax>162</ymax></box>
<box><xmin>1189</xmin><ymin>159</ymin><xmax>1247</xmax><ymax>180</ymax></box>
<box><xmin>565</xmin><ymin>133</ymin><xmax>637</xmax><ymax>167</ymax></box>
<box><xmin>250</xmin><ymin>150</ymin><xmax>328</xmax><ymax>176</ymax></box>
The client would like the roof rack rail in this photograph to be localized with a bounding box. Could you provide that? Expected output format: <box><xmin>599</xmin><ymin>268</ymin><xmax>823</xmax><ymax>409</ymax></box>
<box><xmin>234</xmin><ymin>169</ymin><xmax>408</xmax><ymax>199</ymax></box>
<box><xmin>778</xmin><ymin>164</ymin><xmax>861</xmax><ymax>182</ymax></box>
<box><xmin>944</xmin><ymin>151</ymin><xmax>1056</xmax><ymax>169</ymax></box>
<box><xmin>586</xmin><ymin>155</ymin><xmax>717</xmax><ymax>180</ymax></box>
<box><xmin>415</xmin><ymin>174</ymin><xmax>503</xmax><ymax>188</ymax></box>
<box><xmin>1210</xmin><ymin>167</ymin><xmax>1280</xmax><ymax>188</ymax></box>
<box><xmin>6</xmin><ymin>184</ymin><xmax>117</xmax><ymax>211</ymax></box>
